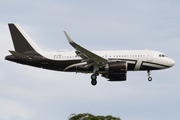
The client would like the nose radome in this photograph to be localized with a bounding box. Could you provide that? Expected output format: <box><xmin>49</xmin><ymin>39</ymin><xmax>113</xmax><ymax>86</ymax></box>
<box><xmin>169</xmin><ymin>59</ymin><xmax>175</xmax><ymax>67</ymax></box>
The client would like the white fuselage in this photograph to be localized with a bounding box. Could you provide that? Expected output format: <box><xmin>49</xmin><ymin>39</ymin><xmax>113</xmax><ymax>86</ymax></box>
<box><xmin>42</xmin><ymin>50</ymin><xmax>175</xmax><ymax>71</ymax></box>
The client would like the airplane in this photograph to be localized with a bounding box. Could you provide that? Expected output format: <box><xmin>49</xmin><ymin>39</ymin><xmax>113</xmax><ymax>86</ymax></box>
<box><xmin>5</xmin><ymin>23</ymin><xmax>175</xmax><ymax>86</ymax></box>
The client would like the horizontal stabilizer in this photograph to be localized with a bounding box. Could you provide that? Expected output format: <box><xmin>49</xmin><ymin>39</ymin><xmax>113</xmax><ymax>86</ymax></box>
<box><xmin>9</xmin><ymin>50</ymin><xmax>31</xmax><ymax>60</ymax></box>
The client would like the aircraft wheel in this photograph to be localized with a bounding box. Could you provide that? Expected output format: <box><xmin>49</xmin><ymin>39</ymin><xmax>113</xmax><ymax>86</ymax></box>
<box><xmin>91</xmin><ymin>79</ymin><xmax>97</xmax><ymax>86</ymax></box>
<box><xmin>91</xmin><ymin>74</ymin><xmax>97</xmax><ymax>80</ymax></box>
<box><xmin>148</xmin><ymin>77</ymin><xmax>152</xmax><ymax>81</ymax></box>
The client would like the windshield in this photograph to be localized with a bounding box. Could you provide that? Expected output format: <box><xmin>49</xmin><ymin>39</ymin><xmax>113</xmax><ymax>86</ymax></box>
<box><xmin>159</xmin><ymin>54</ymin><xmax>167</xmax><ymax>57</ymax></box>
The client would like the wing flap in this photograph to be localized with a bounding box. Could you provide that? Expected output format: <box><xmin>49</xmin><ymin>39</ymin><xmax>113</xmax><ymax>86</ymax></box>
<box><xmin>64</xmin><ymin>62</ymin><xmax>86</xmax><ymax>71</ymax></box>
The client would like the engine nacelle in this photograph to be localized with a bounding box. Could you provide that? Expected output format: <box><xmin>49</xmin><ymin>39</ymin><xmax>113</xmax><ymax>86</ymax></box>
<box><xmin>105</xmin><ymin>61</ymin><xmax>127</xmax><ymax>73</ymax></box>
<box><xmin>102</xmin><ymin>73</ymin><xmax>126</xmax><ymax>81</ymax></box>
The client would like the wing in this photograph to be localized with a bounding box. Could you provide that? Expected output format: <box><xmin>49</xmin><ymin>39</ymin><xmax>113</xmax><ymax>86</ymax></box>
<box><xmin>64</xmin><ymin>31</ymin><xmax>107</xmax><ymax>71</ymax></box>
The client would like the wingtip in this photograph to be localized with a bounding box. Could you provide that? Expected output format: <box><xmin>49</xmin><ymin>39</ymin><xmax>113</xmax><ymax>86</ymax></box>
<box><xmin>64</xmin><ymin>31</ymin><xmax>74</xmax><ymax>43</ymax></box>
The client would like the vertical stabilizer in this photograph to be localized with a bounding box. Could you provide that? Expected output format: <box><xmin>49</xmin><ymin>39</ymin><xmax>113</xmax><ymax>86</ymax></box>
<box><xmin>8</xmin><ymin>24</ymin><xmax>40</xmax><ymax>54</ymax></box>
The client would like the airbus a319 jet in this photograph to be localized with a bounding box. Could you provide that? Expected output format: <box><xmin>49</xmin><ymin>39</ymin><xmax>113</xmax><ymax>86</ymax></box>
<box><xmin>5</xmin><ymin>24</ymin><xmax>175</xmax><ymax>86</ymax></box>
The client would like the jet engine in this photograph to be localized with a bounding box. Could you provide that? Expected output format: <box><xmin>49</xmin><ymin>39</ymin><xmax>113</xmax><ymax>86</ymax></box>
<box><xmin>102</xmin><ymin>61</ymin><xmax>127</xmax><ymax>81</ymax></box>
<box><xmin>105</xmin><ymin>61</ymin><xmax>127</xmax><ymax>73</ymax></box>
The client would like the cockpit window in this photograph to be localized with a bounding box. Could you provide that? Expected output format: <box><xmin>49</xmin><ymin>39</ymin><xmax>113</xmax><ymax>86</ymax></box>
<box><xmin>159</xmin><ymin>54</ymin><xmax>167</xmax><ymax>57</ymax></box>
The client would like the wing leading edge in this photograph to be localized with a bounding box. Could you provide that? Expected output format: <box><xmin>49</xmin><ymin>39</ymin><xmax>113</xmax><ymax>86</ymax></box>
<box><xmin>64</xmin><ymin>31</ymin><xmax>107</xmax><ymax>72</ymax></box>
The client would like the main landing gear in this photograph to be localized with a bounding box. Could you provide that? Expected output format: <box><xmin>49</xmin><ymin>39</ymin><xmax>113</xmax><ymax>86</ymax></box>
<box><xmin>147</xmin><ymin>70</ymin><xmax>152</xmax><ymax>81</ymax></box>
<box><xmin>91</xmin><ymin>64</ymin><xmax>99</xmax><ymax>86</ymax></box>
<box><xmin>91</xmin><ymin>73</ymin><xmax>98</xmax><ymax>86</ymax></box>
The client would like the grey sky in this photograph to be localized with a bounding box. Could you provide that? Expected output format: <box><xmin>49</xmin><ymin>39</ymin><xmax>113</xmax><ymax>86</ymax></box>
<box><xmin>0</xmin><ymin>0</ymin><xmax>180</xmax><ymax>120</ymax></box>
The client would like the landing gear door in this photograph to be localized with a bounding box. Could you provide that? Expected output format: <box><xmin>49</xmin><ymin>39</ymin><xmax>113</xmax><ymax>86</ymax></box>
<box><xmin>147</xmin><ymin>51</ymin><xmax>153</xmax><ymax>61</ymax></box>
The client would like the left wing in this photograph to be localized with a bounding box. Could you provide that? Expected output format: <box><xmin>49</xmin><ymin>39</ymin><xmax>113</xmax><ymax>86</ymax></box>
<box><xmin>64</xmin><ymin>31</ymin><xmax>107</xmax><ymax>71</ymax></box>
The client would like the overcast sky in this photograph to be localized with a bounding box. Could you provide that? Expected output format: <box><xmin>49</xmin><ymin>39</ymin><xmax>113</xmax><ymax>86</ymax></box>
<box><xmin>0</xmin><ymin>0</ymin><xmax>180</xmax><ymax>120</ymax></box>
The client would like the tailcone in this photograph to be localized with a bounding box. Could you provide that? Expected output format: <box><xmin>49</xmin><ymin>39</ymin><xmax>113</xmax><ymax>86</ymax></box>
<box><xmin>5</xmin><ymin>55</ymin><xmax>19</xmax><ymax>62</ymax></box>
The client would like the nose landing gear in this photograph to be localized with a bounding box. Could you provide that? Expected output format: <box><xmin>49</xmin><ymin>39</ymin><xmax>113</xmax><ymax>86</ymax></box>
<box><xmin>147</xmin><ymin>70</ymin><xmax>152</xmax><ymax>81</ymax></box>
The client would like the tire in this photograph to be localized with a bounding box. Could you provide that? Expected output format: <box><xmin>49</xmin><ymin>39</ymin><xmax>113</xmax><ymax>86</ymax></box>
<box><xmin>91</xmin><ymin>80</ymin><xmax>97</xmax><ymax>86</ymax></box>
<box><xmin>91</xmin><ymin>74</ymin><xmax>97</xmax><ymax>80</ymax></box>
<box><xmin>148</xmin><ymin>77</ymin><xmax>152</xmax><ymax>81</ymax></box>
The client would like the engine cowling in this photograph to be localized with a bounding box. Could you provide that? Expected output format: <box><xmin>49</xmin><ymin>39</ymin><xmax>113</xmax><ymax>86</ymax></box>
<box><xmin>105</xmin><ymin>61</ymin><xmax>127</xmax><ymax>73</ymax></box>
<box><xmin>102</xmin><ymin>73</ymin><xmax>126</xmax><ymax>81</ymax></box>
<box><xmin>103</xmin><ymin>61</ymin><xmax>127</xmax><ymax>81</ymax></box>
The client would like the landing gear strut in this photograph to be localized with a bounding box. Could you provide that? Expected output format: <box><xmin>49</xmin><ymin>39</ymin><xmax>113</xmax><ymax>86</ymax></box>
<box><xmin>91</xmin><ymin>74</ymin><xmax>98</xmax><ymax>86</ymax></box>
<box><xmin>147</xmin><ymin>70</ymin><xmax>152</xmax><ymax>81</ymax></box>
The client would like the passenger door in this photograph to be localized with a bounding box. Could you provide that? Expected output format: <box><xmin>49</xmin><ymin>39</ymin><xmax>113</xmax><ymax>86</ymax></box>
<box><xmin>147</xmin><ymin>51</ymin><xmax>153</xmax><ymax>61</ymax></box>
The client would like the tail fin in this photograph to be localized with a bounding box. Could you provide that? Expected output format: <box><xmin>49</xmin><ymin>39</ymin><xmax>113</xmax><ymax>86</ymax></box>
<box><xmin>8</xmin><ymin>23</ymin><xmax>40</xmax><ymax>54</ymax></box>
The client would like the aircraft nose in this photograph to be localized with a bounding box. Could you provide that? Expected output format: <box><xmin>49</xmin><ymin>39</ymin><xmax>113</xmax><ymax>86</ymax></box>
<box><xmin>168</xmin><ymin>59</ymin><xmax>175</xmax><ymax>67</ymax></box>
